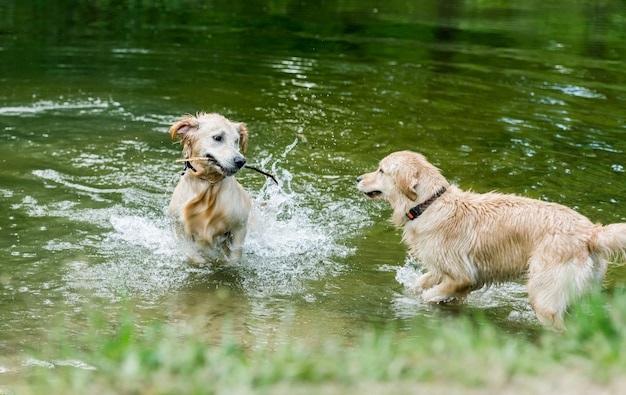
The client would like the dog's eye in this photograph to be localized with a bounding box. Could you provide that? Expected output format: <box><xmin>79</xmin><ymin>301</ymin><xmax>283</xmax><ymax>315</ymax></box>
<box><xmin>213</xmin><ymin>135</ymin><xmax>223</xmax><ymax>142</ymax></box>
<box><xmin>378</xmin><ymin>168</ymin><xmax>384</xmax><ymax>175</ymax></box>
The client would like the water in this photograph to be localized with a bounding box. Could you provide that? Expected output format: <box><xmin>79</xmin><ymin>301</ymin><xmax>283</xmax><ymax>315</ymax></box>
<box><xmin>1</xmin><ymin>0</ymin><xmax>626</xmax><ymax>376</ymax></box>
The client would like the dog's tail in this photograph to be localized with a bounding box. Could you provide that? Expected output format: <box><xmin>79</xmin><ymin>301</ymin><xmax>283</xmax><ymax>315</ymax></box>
<box><xmin>590</xmin><ymin>223</ymin><xmax>626</xmax><ymax>261</ymax></box>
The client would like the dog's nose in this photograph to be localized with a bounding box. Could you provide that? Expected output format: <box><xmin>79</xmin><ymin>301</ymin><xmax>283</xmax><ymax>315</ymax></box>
<box><xmin>356</xmin><ymin>176</ymin><xmax>363</xmax><ymax>183</ymax></box>
<box><xmin>234</xmin><ymin>156</ymin><xmax>246</xmax><ymax>169</ymax></box>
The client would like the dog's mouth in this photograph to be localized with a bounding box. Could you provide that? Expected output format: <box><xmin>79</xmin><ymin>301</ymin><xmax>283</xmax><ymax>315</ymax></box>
<box><xmin>364</xmin><ymin>190</ymin><xmax>383</xmax><ymax>199</ymax></box>
<box><xmin>204</xmin><ymin>154</ymin><xmax>242</xmax><ymax>177</ymax></box>
<box><xmin>202</xmin><ymin>154</ymin><xmax>228</xmax><ymax>174</ymax></box>
<box><xmin>356</xmin><ymin>177</ymin><xmax>383</xmax><ymax>199</ymax></box>
<box><xmin>204</xmin><ymin>154</ymin><xmax>221</xmax><ymax>169</ymax></box>
<box><xmin>179</xmin><ymin>154</ymin><xmax>243</xmax><ymax>181</ymax></box>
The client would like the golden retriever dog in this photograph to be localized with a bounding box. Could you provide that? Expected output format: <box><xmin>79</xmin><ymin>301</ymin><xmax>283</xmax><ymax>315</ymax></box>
<box><xmin>357</xmin><ymin>150</ymin><xmax>626</xmax><ymax>329</ymax></box>
<box><xmin>169</xmin><ymin>112</ymin><xmax>252</xmax><ymax>263</ymax></box>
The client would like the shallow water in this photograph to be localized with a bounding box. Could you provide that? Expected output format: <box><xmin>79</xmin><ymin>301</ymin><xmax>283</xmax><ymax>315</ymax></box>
<box><xmin>1</xmin><ymin>0</ymin><xmax>626</xmax><ymax>376</ymax></box>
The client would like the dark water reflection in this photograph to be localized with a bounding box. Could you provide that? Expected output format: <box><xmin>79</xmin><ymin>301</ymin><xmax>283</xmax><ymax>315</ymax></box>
<box><xmin>1</xmin><ymin>0</ymin><xmax>626</xmax><ymax>375</ymax></box>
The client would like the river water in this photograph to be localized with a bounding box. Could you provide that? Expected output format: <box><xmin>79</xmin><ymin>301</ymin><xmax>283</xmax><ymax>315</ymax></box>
<box><xmin>1</xmin><ymin>0</ymin><xmax>626</xmax><ymax>375</ymax></box>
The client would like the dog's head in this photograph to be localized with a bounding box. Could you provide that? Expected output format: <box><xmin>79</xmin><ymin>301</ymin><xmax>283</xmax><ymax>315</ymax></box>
<box><xmin>357</xmin><ymin>151</ymin><xmax>448</xmax><ymax>212</ymax></box>
<box><xmin>170</xmin><ymin>113</ymin><xmax>249</xmax><ymax>180</ymax></box>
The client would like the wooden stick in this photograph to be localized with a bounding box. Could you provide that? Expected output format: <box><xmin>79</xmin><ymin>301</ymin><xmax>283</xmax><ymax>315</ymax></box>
<box><xmin>174</xmin><ymin>158</ymin><xmax>279</xmax><ymax>185</ymax></box>
<box><xmin>244</xmin><ymin>165</ymin><xmax>279</xmax><ymax>185</ymax></box>
<box><xmin>175</xmin><ymin>157</ymin><xmax>208</xmax><ymax>163</ymax></box>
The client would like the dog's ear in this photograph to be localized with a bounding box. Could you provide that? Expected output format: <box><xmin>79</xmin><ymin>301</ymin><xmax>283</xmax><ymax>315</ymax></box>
<box><xmin>236</xmin><ymin>122</ymin><xmax>249</xmax><ymax>155</ymax></box>
<box><xmin>169</xmin><ymin>115</ymin><xmax>199</xmax><ymax>143</ymax></box>
<box><xmin>397</xmin><ymin>167</ymin><xmax>418</xmax><ymax>201</ymax></box>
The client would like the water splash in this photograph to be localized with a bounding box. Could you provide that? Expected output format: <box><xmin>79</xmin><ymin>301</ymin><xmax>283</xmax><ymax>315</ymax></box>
<box><xmin>240</xmin><ymin>173</ymin><xmax>354</xmax><ymax>297</ymax></box>
<box><xmin>56</xmin><ymin>140</ymin><xmax>360</xmax><ymax>302</ymax></box>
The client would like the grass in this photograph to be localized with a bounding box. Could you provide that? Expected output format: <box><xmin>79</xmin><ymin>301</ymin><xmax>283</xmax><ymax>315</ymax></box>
<box><xmin>3</xmin><ymin>289</ymin><xmax>626</xmax><ymax>395</ymax></box>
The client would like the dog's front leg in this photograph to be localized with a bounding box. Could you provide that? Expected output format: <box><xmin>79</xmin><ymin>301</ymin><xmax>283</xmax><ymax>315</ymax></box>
<box><xmin>226</xmin><ymin>246</ymin><xmax>243</xmax><ymax>263</ymax></box>
<box><xmin>413</xmin><ymin>272</ymin><xmax>438</xmax><ymax>293</ymax></box>
<box><xmin>225</xmin><ymin>228</ymin><xmax>247</xmax><ymax>263</ymax></box>
<box><xmin>421</xmin><ymin>275</ymin><xmax>473</xmax><ymax>304</ymax></box>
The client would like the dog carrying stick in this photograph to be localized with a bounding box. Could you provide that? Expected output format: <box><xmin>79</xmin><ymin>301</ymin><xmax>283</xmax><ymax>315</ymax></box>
<box><xmin>175</xmin><ymin>158</ymin><xmax>278</xmax><ymax>185</ymax></box>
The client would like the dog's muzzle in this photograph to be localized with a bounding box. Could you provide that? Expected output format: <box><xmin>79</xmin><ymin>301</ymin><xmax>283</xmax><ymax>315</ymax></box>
<box><xmin>219</xmin><ymin>155</ymin><xmax>246</xmax><ymax>176</ymax></box>
<box><xmin>356</xmin><ymin>176</ymin><xmax>382</xmax><ymax>199</ymax></box>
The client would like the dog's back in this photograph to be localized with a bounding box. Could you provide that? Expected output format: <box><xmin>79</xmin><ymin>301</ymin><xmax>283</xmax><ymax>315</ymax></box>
<box><xmin>405</xmin><ymin>186</ymin><xmax>599</xmax><ymax>287</ymax></box>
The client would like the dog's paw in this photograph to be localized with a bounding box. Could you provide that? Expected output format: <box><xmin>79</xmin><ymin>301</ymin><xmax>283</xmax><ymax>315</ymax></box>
<box><xmin>421</xmin><ymin>290</ymin><xmax>456</xmax><ymax>304</ymax></box>
<box><xmin>413</xmin><ymin>272</ymin><xmax>438</xmax><ymax>291</ymax></box>
<box><xmin>425</xmin><ymin>296</ymin><xmax>457</xmax><ymax>304</ymax></box>
<box><xmin>187</xmin><ymin>252</ymin><xmax>207</xmax><ymax>265</ymax></box>
<box><xmin>407</xmin><ymin>285</ymin><xmax>424</xmax><ymax>295</ymax></box>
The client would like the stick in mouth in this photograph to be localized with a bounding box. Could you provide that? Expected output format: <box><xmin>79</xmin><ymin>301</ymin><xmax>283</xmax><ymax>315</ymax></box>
<box><xmin>175</xmin><ymin>158</ymin><xmax>278</xmax><ymax>185</ymax></box>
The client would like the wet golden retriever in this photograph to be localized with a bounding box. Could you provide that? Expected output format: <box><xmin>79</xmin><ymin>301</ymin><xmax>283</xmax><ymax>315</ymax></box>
<box><xmin>169</xmin><ymin>113</ymin><xmax>251</xmax><ymax>263</ymax></box>
<box><xmin>357</xmin><ymin>150</ymin><xmax>626</xmax><ymax>329</ymax></box>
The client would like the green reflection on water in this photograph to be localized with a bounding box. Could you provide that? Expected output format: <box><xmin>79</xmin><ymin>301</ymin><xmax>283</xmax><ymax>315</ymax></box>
<box><xmin>1</xmin><ymin>0</ymin><xmax>625</xmax><ymax>366</ymax></box>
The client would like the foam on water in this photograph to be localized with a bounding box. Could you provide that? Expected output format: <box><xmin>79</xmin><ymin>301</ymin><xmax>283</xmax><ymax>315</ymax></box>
<box><xmin>0</xmin><ymin>97</ymin><xmax>120</xmax><ymax>116</ymax></box>
<box><xmin>0</xmin><ymin>97</ymin><xmax>169</xmax><ymax>131</ymax></box>
<box><xmin>66</xmin><ymin>212</ymin><xmax>195</xmax><ymax>302</ymax></box>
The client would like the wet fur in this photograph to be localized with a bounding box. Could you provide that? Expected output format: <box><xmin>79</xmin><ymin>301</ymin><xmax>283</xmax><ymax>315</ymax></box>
<box><xmin>357</xmin><ymin>150</ymin><xmax>626</xmax><ymax>329</ymax></box>
<box><xmin>169</xmin><ymin>113</ymin><xmax>252</xmax><ymax>263</ymax></box>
